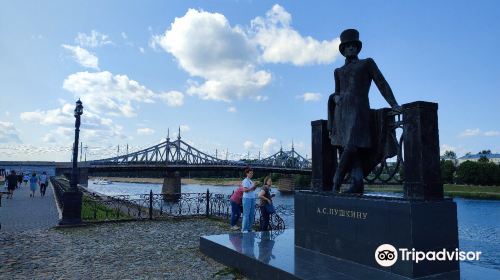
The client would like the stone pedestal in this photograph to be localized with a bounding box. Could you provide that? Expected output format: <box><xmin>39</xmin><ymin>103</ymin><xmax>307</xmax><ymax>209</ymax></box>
<box><xmin>311</xmin><ymin>120</ymin><xmax>336</xmax><ymax>191</ymax></box>
<box><xmin>402</xmin><ymin>101</ymin><xmax>443</xmax><ymax>200</ymax></box>
<box><xmin>162</xmin><ymin>171</ymin><xmax>181</xmax><ymax>201</ymax></box>
<box><xmin>295</xmin><ymin>191</ymin><xmax>459</xmax><ymax>278</ymax></box>
<box><xmin>59</xmin><ymin>191</ymin><xmax>83</xmax><ymax>225</ymax></box>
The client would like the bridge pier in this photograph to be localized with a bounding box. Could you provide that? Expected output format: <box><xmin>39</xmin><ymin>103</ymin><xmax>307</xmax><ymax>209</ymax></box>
<box><xmin>162</xmin><ymin>171</ymin><xmax>181</xmax><ymax>201</ymax></box>
<box><xmin>78</xmin><ymin>168</ymin><xmax>88</xmax><ymax>187</ymax></box>
<box><xmin>276</xmin><ymin>174</ymin><xmax>295</xmax><ymax>193</ymax></box>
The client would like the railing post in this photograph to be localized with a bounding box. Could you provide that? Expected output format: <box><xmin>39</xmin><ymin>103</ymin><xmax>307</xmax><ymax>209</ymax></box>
<box><xmin>206</xmin><ymin>189</ymin><xmax>210</xmax><ymax>218</ymax></box>
<box><xmin>149</xmin><ymin>189</ymin><xmax>153</xmax><ymax>220</ymax></box>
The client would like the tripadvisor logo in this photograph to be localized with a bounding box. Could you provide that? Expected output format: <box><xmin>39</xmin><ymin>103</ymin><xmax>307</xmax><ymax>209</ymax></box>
<box><xmin>375</xmin><ymin>244</ymin><xmax>482</xmax><ymax>267</ymax></box>
<box><xmin>375</xmin><ymin>244</ymin><xmax>398</xmax><ymax>267</ymax></box>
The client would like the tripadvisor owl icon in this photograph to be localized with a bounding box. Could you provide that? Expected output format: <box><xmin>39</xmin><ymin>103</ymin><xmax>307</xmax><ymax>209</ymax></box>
<box><xmin>375</xmin><ymin>244</ymin><xmax>398</xmax><ymax>267</ymax></box>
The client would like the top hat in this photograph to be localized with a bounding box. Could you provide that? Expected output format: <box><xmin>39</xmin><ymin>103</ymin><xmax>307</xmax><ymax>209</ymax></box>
<box><xmin>339</xmin><ymin>29</ymin><xmax>362</xmax><ymax>56</ymax></box>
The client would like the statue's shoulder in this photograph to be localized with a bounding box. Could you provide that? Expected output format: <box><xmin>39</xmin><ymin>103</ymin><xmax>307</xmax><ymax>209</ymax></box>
<box><xmin>361</xmin><ymin>57</ymin><xmax>375</xmax><ymax>64</ymax></box>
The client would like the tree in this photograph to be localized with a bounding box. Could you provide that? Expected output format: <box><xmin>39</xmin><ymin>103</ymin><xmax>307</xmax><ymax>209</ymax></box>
<box><xmin>479</xmin><ymin>150</ymin><xmax>492</xmax><ymax>155</ymax></box>
<box><xmin>443</xmin><ymin>150</ymin><xmax>457</xmax><ymax>160</ymax></box>
<box><xmin>440</xmin><ymin>160</ymin><xmax>456</xmax><ymax>184</ymax></box>
<box><xmin>478</xmin><ymin>156</ymin><xmax>490</xmax><ymax>163</ymax></box>
<box><xmin>456</xmin><ymin>161</ymin><xmax>480</xmax><ymax>185</ymax></box>
<box><xmin>478</xmin><ymin>150</ymin><xmax>491</xmax><ymax>163</ymax></box>
<box><xmin>456</xmin><ymin>160</ymin><xmax>499</xmax><ymax>185</ymax></box>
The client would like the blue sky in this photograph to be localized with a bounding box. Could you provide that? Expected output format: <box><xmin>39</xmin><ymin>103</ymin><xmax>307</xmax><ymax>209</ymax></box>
<box><xmin>0</xmin><ymin>0</ymin><xmax>499</xmax><ymax>161</ymax></box>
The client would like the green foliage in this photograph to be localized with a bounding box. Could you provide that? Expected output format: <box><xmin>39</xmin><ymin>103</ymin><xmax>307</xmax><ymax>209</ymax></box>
<box><xmin>479</xmin><ymin>150</ymin><xmax>492</xmax><ymax>155</ymax></box>
<box><xmin>81</xmin><ymin>196</ymin><xmax>130</xmax><ymax>221</ymax></box>
<box><xmin>443</xmin><ymin>150</ymin><xmax>457</xmax><ymax>160</ymax></box>
<box><xmin>456</xmin><ymin>160</ymin><xmax>500</xmax><ymax>186</ymax></box>
<box><xmin>440</xmin><ymin>160</ymin><xmax>456</xmax><ymax>184</ymax></box>
<box><xmin>478</xmin><ymin>156</ymin><xmax>489</xmax><ymax>163</ymax></box>
<box><xmin>293</xmin><ymin>174</ymin><xmax>311</xmax><ymax>188</ymax></box>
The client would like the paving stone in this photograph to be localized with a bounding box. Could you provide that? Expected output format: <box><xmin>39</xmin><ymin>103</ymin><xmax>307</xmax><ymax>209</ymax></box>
<box><xmin>0</xmin><ymin>218</ymin><xmax>248</xmax><ymax>279</ymax></box>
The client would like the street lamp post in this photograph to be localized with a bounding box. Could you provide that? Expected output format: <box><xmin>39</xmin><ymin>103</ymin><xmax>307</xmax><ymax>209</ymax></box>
<box><xmin>59</xmin><ymin>99</ymin><xmax>84</xmax><ymax>225</ymax></box>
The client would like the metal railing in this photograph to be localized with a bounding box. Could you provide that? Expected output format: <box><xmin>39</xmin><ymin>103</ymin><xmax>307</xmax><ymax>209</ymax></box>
<box><xmin>50</xmin><ymin>177</ymin><xmax>67</xmax><ymax>208</ymax></box>
<box><xmin>81</xmin><ymin>189</ymin><xmax>288</xmax><ymax>230</ymax></box>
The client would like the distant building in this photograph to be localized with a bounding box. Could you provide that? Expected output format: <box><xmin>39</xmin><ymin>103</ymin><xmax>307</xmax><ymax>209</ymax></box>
<box><xmin>457</xmin><ymin>153</ymin><xmax>500</xmax><ymax>164</ymax></box>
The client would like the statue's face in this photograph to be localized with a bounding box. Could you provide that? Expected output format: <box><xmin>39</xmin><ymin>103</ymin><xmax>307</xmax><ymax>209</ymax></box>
<box><xmin>343</xmin><ymin>42</ymin><xmax>358</xmax><ymax>57</ymax></box>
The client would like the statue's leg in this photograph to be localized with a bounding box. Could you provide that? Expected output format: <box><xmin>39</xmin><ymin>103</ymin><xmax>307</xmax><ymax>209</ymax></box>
<box><xmin>332</xmin><ymin>146</ymin><xmax>353</xmax><ymax>192</ymax></box>
<box><xmin>344</xmin><ymin>153</ymin><xmax>364</xmax><ymax>194</ymax></box>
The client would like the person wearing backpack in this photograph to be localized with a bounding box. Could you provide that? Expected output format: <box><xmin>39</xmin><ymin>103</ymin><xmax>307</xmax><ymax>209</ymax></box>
<box><xmin>29</xmin><ymin>172</ymin><xmax>38</xmax><ymax>198</ymax></box>
<box><xmin>229</xmin><ymin>184</ymin><xmax>244</xmax><ymax>230</ymax></box>
<box><xmin>38</xmin><ymin>171</ymin><xmax>48</xmax><ymax>197</ymax></box>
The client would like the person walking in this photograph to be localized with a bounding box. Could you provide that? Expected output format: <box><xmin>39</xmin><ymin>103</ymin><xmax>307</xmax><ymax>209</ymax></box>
<box><xmin>229</xmin><ymin>184</ymin><xmax>244</xmax><ymax>230</ymax></box>
<box><xmin>29</xmin><ymin>172</ymin><xmax>38</xmax><ymax>197</ymax></box>
<box><xmin>23</xmin><ymin>173</ymin><xmax>29</xmax><ymax>188</ymax></box>
<box><xmin>17</xmin><ymin>172</ymin><xmax>23</xmax><ymax>188</ymax></box>
<box><xmin>6</xmin><ymin>170</ymin><xmax>18</xmax><ymax>199</ymax></box>
<box><xmin>39</xmin><ymin>171</ymin><xmax>48</xmax><ymax>197</ymax></box>
<box><xmin>241</xmin><ymin>167</ymin><xmax>258</xmax><ymax>233</ymax></box>
<box><xmin>258</xmin><ymin>176</ymin><xmax>275</xmax><ymax>231</ymax></box>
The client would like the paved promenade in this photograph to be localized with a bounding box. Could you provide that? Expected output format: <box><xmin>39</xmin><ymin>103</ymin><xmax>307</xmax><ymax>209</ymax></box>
<box><xmin>0</xmin><ymin>182</ymin><xmax>59</xmax><ymax>232</ymax></box>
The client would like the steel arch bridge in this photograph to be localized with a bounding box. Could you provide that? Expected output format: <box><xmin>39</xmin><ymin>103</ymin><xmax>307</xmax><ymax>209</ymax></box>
<box><xmin>91</xmin><ymin>131</ymin><xmax>311</xmax><ymax>171</ymax></box>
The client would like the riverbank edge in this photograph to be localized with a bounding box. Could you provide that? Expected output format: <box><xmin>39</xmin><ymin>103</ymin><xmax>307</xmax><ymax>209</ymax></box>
<box><xmin>90</xmin><ymin>177</ymin><xmax>499</xmax><ymax>200</ymax></box>
<box><xmin>91</xmin><ymin>176</ymin><xmax>243</xmax><ymax>186</ymax></box>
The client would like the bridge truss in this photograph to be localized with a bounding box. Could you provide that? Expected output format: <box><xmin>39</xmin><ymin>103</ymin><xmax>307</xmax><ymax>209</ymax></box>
<box><xmin>91</xmin><ymin>131</ymin><xmax>311</xmax><ymax>170</ymax></box>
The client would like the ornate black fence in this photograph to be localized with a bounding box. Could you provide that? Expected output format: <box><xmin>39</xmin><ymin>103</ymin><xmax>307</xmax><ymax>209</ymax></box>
<box><xmin>50</xmin><ymin>177</ymin><xmax>67</xmax><ymax>208</ymax></box>
<box><xmin>363</xmin><ymin>110</ymin><xmax>404</xmax><ymax>185</ymax></box>
<box><xmin>81</xmin><ymin>189</ymin><xmax>287</xmax><ymax>230</ymax></box>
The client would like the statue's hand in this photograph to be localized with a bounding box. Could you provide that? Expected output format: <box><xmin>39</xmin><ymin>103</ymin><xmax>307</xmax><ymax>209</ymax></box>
<box><xmin>391</xmin><ymin>104</ymin><xmax>402</xmax><ymax>114</ymax></box>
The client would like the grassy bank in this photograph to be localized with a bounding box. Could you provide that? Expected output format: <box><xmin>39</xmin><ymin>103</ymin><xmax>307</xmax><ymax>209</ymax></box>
<box><xmin>81</xmin><ymin>195</ymin><xmax>132</xmax><ymax>221</ymax></box>
<box><xmin>366</xmin><ymin>184</ymin><xmax>500</xmax><ymax>200</ymax></box>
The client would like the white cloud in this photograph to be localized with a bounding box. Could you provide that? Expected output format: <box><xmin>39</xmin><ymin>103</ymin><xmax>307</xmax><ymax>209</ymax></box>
<box><xmin>484</xmin><ymin>130</ymin><xmax>500</xmax><ymax>137</ymax></box>
<box><xmin>75</xmin><ymin>30</ymin><xmax>112</xmax><ymax>48</ymax></box>
<box><xmin>42</xmin><ymin>133</ymin><xmax>57</xmax><ymax>143</ymax></box>
<box><xmin>62</xmin><ymin>44</ymin><xmax>99</xmax><ymax>69</ymax></box>
<box><xmin>440</xmin><ymin>144</ymin><xmax>470</xmax><ymax>157</ymax></box>
<box><xmin>250</xmin><ymin>4</ymin><xmax>341</xmax><ymax>65</ymax></box>
<box><xmin>151</xmin><ymin>5</ymin><xmax>342</xmax><ymax>102</ymax></box>
<box><xmin>152</xmin><ymin>8</ymin><xmax>271</xmax><ymax>102</ymax></box>
<box><xmin>63</xmin><ymin>71</ymin><xmax>156</xmax><ymax>117</ymax></box>
<box><xmin>20</xmin><ymin>103</ymin><xmax>74</xmax><ymax>126</ymax></box>
<box><xmin>180</xmin><ymin>125</ymin><xmax>190</xmax><ymax>133</ymax></box>
<box><xmin>289</xmin><ymin>141</ymin><xmax>305</xmax><ymax>150</ymax></box>
<box><xmin>158</xmin><ymin>91</ymin><xmax>184</xmax><ymax>107</ymax></box>
<box><xmin>21</xmin><ymin>102</ymin><xmax>124</xmax><ymax>144</ymax></box>
<box><xmin>0</xmin><ymin>121</ymin><xmax>22</xmax><ymax>143</ymax></box>
<box><xmin>262</xmin><ymin>138</ymin><xmax>279</xmax><ymax>155</ymax></box>
<box><xmin>137</xmin><ymin>128</ymin><xmax>155</xmax><ymax>135</ymax></box>
<box><xmin>227</xmin><ymin>106</ymin><xmax>237</xmax><ymax>113</ymax></box>
<box><xmin>297</xmin><ymin>92</ymin><xmax>321</xmax><ymax>102</ymax></box>
<box><xmin>253</xmin><ymin>95</ymin><xmax>269</xmax><ymax>102</ymax></box>
<box><xmin>243</xmin><ymin>140</ymin><xmax>258</xmax><ymax>151</ymax></box>
<box><xmin>139</xmin><ymin>47</ymin><xmax>145</xmax><ymax>53</ymax></box>
<box><xmin>458</xmin><ymin>128</ymin><xmax>481</xmax><ymax>138</ymax></box>
<box><xmin>121</xmin><ymin>32</ymin><xmax>128</xmax><ymax>39</ymax></box>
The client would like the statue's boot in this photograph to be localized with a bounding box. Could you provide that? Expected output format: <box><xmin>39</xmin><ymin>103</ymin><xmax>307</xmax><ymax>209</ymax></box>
<box><xmin>343</xmin><ymin>185</ymin><xmax>364</xmax><ymax>194</ymax></box>
<box><xmin>343</xmin><ymin>162</ymin><xmax>364</xmax><ymax>194</ymax></box>
<box><xmin>332</xmin><ymin>147</ymin><xmax>354</xmax><ymax>193</ymax></box>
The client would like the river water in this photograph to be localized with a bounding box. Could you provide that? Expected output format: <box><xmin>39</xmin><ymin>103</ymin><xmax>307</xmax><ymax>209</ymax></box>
<box><xmin>87</xmin><ymin>180</ymin><xmax>499</xmax><ymax>276</ymax></box>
